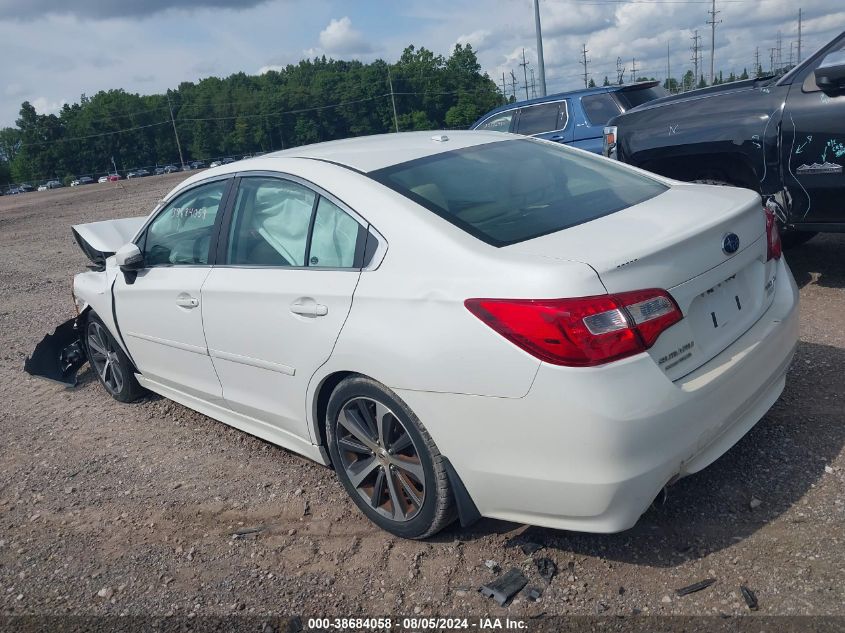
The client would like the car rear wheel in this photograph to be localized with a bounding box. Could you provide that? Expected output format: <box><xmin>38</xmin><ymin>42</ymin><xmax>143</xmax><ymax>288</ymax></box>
<box><xmin>84</xmin><ymin>314</ymin><xmax>145</xmax><ymax>403</ymax></box>
<box><xmin>326</xmin><ymin>376</ymin><xmax>455</xmax><ymax>539</ymax></box>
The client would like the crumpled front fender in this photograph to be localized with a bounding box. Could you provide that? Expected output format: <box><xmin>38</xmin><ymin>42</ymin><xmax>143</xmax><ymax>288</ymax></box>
<box><xmin>24</xmin><ymin>317</ymin><xmax>88</xmax><ymax>386</ymax></box>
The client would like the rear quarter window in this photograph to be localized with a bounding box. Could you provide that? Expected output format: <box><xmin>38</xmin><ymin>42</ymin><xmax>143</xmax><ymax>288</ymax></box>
<box><xmin>370</xmin><ymin>138</ymin><xmax>667</xmax><ymax>247</ymax></box>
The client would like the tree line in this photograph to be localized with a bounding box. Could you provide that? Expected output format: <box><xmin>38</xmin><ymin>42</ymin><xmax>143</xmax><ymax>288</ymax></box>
<box><xmin>0</xmin><ymin>44</ymin><xmax>502</xmax><ymax>188</ymax></box>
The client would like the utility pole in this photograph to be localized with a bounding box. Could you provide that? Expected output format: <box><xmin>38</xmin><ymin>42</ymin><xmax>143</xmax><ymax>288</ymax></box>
<box><xmin>387</xmin><ymin>66</ymin><xmax>399</xmax><ymax>133</ymax></box>
<box><xmin>530</xmin><ymin>68</ymin><xmax>537</xmax><ymax>98</ymax></box>
<box><xmin>789</xmin><ymin>41</ymin><xmax>794</xmax><ymax>68</ymax></box>
<box><xmin>797</xmin><ymin>8</ymin><xmax>802</xmax><ymax>64</ymax></box>
<box><xmin>519</xmin><ymin>48</ymin><xmax>530</xmax><ymax>100</ymax></box>
<box><xmin>510</xmin><ymin>71</ymin><xmax>518</xmax><ymax>100</ymax></box>
<box><xmin>776</xmin><ymin>31</ymin><xmax>783</xmax><ymax>73</ymax></box>
<box><xmin>165</xmin><ymin>92</ymin><xmax>185</xmax><ymax>170</ymax></box>
<box><xmin>533</xmin><ymin>0</ymin><xmax>547</xmax><ymax>97</ymax></box>
<box><xmin>666</xmin><ymin>41</ymin><xmax>672</xmax><ymax>93</ymax></box>
<box><xmin>770</xmin><ymin>47</ymin><xmax>776</xmax><ymax>74</ymax></box>
<box><xmin>616</xmin><ymin>57</ymin><xmax>625</xmax><ymax>85</ymax></box>
<box><xmin>501</xmin><ymin>72</ymin><xmax>508</xmax><ymax>102</ymax></box>
<box><xmin>707</xmin><ymin>0</ymin><xmax>721</xmax><ymax>85</ymax></box>
<box><xmin>631</xmin><ymin>58</ymin><xmax>638</xmax><ymax>83</ymax></box>
<box><xmin>754</xmin><ymin>46</ymin><xmax>760</xmax><ymax>77</ymax></box>
<box><xmin>691</xmin><ymin>30</ymin><xmax>702</xmax><ymax>90</ymax></box>
<box><xmin>581</xmin><ymin>44</ymin><xmax>591</xmax><ymax>89</ymax></box>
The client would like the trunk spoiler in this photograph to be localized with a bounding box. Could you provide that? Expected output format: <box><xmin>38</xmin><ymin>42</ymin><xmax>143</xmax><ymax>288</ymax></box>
<box><xmin>72</xmin><ymin>216</ymin><xmax>146</xmax><ymax>270</ymax></box>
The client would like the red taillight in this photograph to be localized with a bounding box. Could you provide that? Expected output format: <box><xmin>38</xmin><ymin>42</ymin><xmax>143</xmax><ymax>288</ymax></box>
<box><xmin>465</xmin><ymin>289</ymin><xmax>682</xmax><ymax>367</ymax></box>
<box><xmin>765</xmin><ymin>205</ymin><xmax>782</xmax><ymax>261</ymax></box>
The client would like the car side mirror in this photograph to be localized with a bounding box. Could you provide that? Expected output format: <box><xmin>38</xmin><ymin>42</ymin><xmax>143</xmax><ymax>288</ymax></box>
<box><xmin>115</xmin><ymin>243</ymin><xmax>143</xmax><ymax>271</ymax></box>
<box><xmin>115</xmin><ymin>243</ymin><xmax>143</xmax><ymax>284</ymax></box>
<box><xmin>814</xmin><ymin>51</ymin><xmax>845</xmax><ymax>94</ymax></box>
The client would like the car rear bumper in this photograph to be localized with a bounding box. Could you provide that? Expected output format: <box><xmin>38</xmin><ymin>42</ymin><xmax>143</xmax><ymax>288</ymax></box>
<box><xmin>395</xmin><ymin>257</ymin><xmax>799</xmax><ymax>533</ymax></box>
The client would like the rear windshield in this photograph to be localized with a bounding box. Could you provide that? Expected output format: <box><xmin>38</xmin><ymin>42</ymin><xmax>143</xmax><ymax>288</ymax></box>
<box><xmin>615</xmin><ymin>85</ymin><xmax>667</xmax><ymax>109</ymax></box>
<box><xmin>369</xmin><ymin>138</ymin><xmax>667</xmax><ymax>247</ymax></box>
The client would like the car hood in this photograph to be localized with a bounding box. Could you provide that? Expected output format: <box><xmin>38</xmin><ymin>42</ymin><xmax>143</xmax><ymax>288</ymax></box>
<box><xmin>617</xmin><ymin>77</ymin><xmax>775</xmax><ymax>118</ymax></box>
<box><xmin>72</xmin><ymin>216</ymin><xmax>146</xmax><ymax>269</ymax></box>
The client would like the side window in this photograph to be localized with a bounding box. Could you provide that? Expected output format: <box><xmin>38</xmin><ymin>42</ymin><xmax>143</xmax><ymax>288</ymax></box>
<box><xmin>227</xmin><ymin>177</ymin><xmax>316</xmax><ymax>266</ymax></box>
<box><xmin>309</xmin><ymin>197</ymin><xmax>361</xmax><ymax>268</ymax></box>
<box><xmin>516</xmin><ymin>102</ymin><xmax>563</xmax><ymax>135</ymax></box>
<box><xmin>802</xmin><ymin>42</ymin><xmax>845</xmax><ymax>93</ymax></box>
<box><xmin>581</xmin><ymin>93</ymin><xmax>622</xmax><ymax>125</ymax></box>
<box><xmin>475</xmin><ymin>111</ymin><xmax>513</xmax><ymax>133</ymax></box>
<box><xmin>142</xmin><ymin>180</ymin><xmax>228</xmax><ymax>266</ymax></box>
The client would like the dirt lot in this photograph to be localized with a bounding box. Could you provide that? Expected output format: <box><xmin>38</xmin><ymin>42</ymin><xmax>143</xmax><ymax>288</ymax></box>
<box><xmin>0</xmin><ymin>175</ymin><xmax>843</xmax><ymax>622</ymax></box>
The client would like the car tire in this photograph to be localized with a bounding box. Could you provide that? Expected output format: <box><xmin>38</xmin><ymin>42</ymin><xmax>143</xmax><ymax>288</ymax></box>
<box><xmin>83</xmin><ymin>313</ymin><xmax>145</xmax><ymax>403</ymax></box>
<box><xmin>326</xmin><ymin>375</ymin><xmax>456</xmax><ymax>539</ymax></box>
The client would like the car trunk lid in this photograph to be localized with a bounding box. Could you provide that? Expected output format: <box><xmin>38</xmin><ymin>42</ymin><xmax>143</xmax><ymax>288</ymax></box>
<box><xmin>509</xmin><ymin>184</ymin><xmax>776</xmax><ymax>379</ymax></box>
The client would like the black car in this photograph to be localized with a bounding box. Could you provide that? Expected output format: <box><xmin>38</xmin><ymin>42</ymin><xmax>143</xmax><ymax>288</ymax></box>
<box><xmin>605</xmin><ymin>30</ymin><xmax>845</xmax><ymax>245</ymax></box>
<box><xmin>127</xmin><ymin>169</ymin><xmax>151</xmax><ymax>179</ymax></box>
<box><xmin>163</xmin><ymin>165</ymin><xmax>180</xmax><ymax>174</ymax></box>
<box><xmin>153</xmin><ymin>167</ymin><xmax>166</xmax><ymax>176</ymax></box>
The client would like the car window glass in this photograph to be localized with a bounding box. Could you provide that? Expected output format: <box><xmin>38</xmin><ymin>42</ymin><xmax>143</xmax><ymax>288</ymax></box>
<box><xmin>227</xmin><ymin>177</ymin><xmax>316</xmax><ymax>267</ymax></box>
<box><xmin>372</xmin><ymin>138</ymin><xmax>667</xmax><ymax>247</ymax></box>
<box><xmin>309</xmin><ymin>197</ymin><xmax>361</xmax><ymax>268</ymax></box>
<box><xmin>142</xmin><ymin>180</ymin><xmax>227</xmax><ymax>266</ymax></box>
<box><xmin>581</xmin><ymin>93</ymin><xmax>622</xmax><ymax>125</ymax></box>
<box><xmin>516</xmin><ymin>102</ymin><xmax>562</xmax><ymax>135</ymax></box>
<box><xmin>476</xmin><ymin>111</ymin><xmax>513</xmax><ymax>132</ymax></box>
<box><xmin>802</xmin><ymin>39</ymin><xmax>845</xmax><ymax>92</ymax></box>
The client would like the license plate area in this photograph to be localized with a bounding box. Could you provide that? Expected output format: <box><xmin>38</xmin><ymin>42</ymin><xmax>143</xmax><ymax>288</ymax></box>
<box><xmin>700</xmin><ymin>275</ymin><xmax>743</xmax><ymax>331</ymax></box>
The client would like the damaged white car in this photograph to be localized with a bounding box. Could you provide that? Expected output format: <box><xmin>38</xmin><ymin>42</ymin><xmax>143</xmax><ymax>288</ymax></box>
<box><xmin>27</xmin><ymin>131</ymin><xmax>799</xmax><ymax>539</ymax></box>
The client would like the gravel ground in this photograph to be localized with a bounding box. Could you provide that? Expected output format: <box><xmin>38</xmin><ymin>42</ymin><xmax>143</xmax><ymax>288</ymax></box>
<box><xmin>0</xmin><ymin>176</ymin><xmax>843</xmax><ymax>621</ymax></box>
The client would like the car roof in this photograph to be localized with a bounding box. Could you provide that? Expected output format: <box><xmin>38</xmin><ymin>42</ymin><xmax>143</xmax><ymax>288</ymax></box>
<box><xmin>470</xmin><ymin>81</ymin><xmax>661</xmax><ymax>127</ymax></box>
<box><xmin>211</xmin><ymin>130</ymin><xmax>516</xmax><ymax>174</ymax></box>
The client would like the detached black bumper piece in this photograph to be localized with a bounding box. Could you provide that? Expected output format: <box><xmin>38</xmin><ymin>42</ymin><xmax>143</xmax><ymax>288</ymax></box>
<box><xmin>24</xmin><ymin>317</ymin><xmax>87</xmax><ymax>386</ymax></box>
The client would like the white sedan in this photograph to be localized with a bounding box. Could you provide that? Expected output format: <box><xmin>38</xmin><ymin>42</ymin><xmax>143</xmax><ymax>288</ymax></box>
<box><xmin>27</xmin><ymin>131</ymin><xmax>798</xmax><ymax>539</ymax></box>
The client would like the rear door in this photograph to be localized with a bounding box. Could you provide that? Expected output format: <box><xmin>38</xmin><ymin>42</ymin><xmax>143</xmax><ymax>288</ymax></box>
<box><xmin>473</xmin><ymin>108</ymin><xmax>517</xmax><ymax>133</ymax></box>
<box><xmin>200</xmin><ymin>174</ymin><xmax>371</xmax><ymax>442</ymax></box>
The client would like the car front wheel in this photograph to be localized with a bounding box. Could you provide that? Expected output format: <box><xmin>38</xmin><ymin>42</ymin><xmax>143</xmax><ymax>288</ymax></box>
<box><xmin>326</xmin><ymin>376</ymin><xmax>455</xmax><ymax>539</ymax></box>
<box><xmin>84</xmin><ymin>314</ymin><xmax>145</xmax><ymax>403</ymax></box>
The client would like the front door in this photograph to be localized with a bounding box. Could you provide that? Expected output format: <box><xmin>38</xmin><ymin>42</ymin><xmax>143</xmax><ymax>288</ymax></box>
<box><xmin>782</xmin><ymin>33</ymin><xmax>845</xmax><ymax>224</ymax></box>
<box><xmin>114</xmin><ymin>178</ymin><xmax>231</xmax><ymax>401</ymax></box>
<box><xmin>201</xmin><ymin>176</ymin><xmax>367</xmax><ymax>441</ymax></box>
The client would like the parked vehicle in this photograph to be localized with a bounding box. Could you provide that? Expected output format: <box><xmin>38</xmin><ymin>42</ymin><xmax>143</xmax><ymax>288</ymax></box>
<box><xmin>154</xmin><ymin>167</ymin><xmax>166</xmax><ymax>176</ymax></box>
<box><xmin>604</xmin><ymin>31</ymin><xmax>845</xmax><ymax>246</ymax></box>
<box><xmin>209</xmin><ymin>160</ymin><xmax>222</xmax><ymax>168</ymax></box>
<box><xmin>46</xmin><ymin>180</ymin><xmax>63</xmax><ymax>189</ymax></box>
<box><xmin>71</xmin><ymin>176</ymin><xmax>94</xmax><ymax>187</ymax></box>
<box><xmin>98</xmin><ymin>176</ymin><xmax>110</xmax><ymax>183</ymax></box>
<box><xmin>471</xmin><ymin>82</ymin><xmax>666</xmax><ymax>154</ymax></box>
<box><xmin>107</xmin><ymin>174</ymin><xmax>121</xmax><ymax>182</ymax></box>
<box><xmin>164</xmin><ymin>165</ymin><xmax>180</xmax><ymax>174</ymax></box>
<box><xmin>127</xmin><ymin>169</ymin><xmax>150</xmax><ymax>179</ymax></box>
<box><xmin>26</xmin><ymin>131</ymin><xmax>798</xmax><ymax>539</ymax></box>
<box><xmin>8</xmin><ymin>184</ymin><xmax>34</xmax><ymax>194</ymax></box>
<box><xmin>190</xmin><ymin>161</ymin><xmax>206</xmax><ymax>169</ymax></box>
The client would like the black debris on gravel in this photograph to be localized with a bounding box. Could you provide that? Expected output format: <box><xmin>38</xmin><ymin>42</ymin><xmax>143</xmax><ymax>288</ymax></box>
<box><xmin>676</xmin><ymin>578</ymin><xmax>717</xmax><ymax>596</ymax></box>
<box><xmin>740</xmin><ymin>585</ymin><xmax>759</xmax><ymax>610</ymax></box>
<box><xmin>535</xmin><ymin>558</ymin><xmax>558</xmax><ymax>585</ymax></box>
<box><xmin>480</xmin><ymin>568</ymin><xmax>529</xmax><ymax>606</ymax></box>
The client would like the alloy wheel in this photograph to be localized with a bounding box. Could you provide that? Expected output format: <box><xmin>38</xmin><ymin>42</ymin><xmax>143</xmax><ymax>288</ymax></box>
<box><xmin>87</xmin><ymin>321</ymin><xmax>124</xmax><ymax>395</ymax></box>
<box><xmin>336</xmin><ymin>397</ymin><xmax>426</xmax><ymax>522</ymax></box>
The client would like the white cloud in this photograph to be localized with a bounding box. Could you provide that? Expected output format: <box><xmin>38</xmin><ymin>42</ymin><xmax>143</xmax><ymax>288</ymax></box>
<box><xmin>456</xmin><ymin>29</ymin><xmax>493</xmax><ymax>53</ymax></box>
<box><xmin>31</xmin><ymin>96</ymin><xmax>67</xmax><ymax>116</ymax></box>
<box><xmin>316</xmin><ymin>16</ymin><xmax>375</xmax><ymax>57</ymax></box>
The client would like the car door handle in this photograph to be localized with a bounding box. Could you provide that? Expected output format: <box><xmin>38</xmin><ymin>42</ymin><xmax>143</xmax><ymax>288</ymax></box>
<box><xmin>290</xmin><ymin>300</ymin><xmax>328</xmax><ymax>317</ymax></box>
<box><xmin>175</xmin><ymin>294</ymin><xmax>199</xmax><ymax>309</ymax></box>
<box><xmin>549</xmin><ymin>135</ymin><xmax>564</xmax><ymax>141</ymax></box>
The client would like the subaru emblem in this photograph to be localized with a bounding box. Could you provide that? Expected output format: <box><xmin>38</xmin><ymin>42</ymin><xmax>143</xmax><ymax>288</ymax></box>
<box><xmin>722</xmin><ymin>232</ymin><xmax>740</xmax><ymax>255</ymax></box>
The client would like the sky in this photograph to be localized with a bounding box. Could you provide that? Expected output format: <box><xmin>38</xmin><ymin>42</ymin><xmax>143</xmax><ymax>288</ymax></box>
<box><xmin>0</xmin><ymin>0</ymin><xmax>843</xmax><ymax>128</ymax></box>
